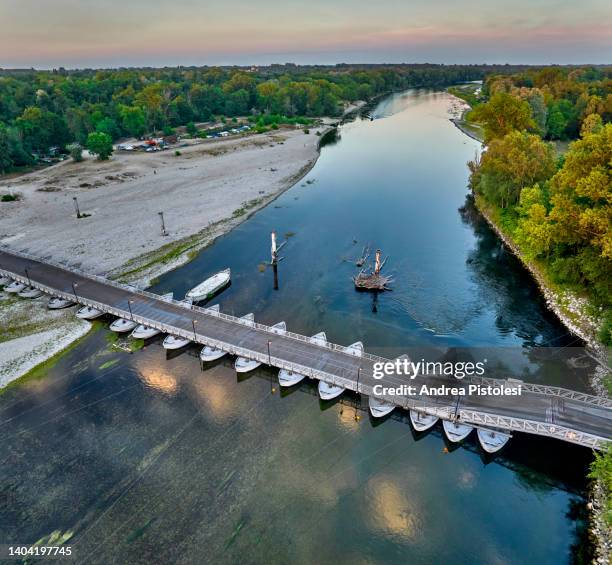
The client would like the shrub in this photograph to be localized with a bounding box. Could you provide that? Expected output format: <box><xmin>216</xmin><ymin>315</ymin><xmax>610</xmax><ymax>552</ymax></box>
<box><xmin>1</xmin><ymin>194</ymin><xmax>18</xmax><ymax>202</ymax></box>
<box><xmin>66</xmin><ymin>142</ymin><xmax>83</xmax><ymax>162</ymax></box>
<box><xmin>175</xmin><ymin>150</ymin><xmax>182</xmax><ymax>156</ymax></box>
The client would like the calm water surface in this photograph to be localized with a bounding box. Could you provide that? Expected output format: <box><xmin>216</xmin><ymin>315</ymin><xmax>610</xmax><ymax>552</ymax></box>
<box><xmin>0</xmin><ymin>91</ymin><xmax>593</xmax><ymax>564</ymax></box>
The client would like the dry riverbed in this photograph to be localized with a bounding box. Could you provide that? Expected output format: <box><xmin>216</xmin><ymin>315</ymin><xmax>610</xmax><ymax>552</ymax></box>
<box><xmin>0</xmin><ymin>126</ymin><xmax>326</xmax><ymax>385</ymax></box>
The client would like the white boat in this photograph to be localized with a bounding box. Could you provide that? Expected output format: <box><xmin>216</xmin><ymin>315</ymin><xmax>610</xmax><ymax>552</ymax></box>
<box><xmin>319</xmin><ymin>339</ymin><xmax>360</xmax><ymax>400</ymax></box>
<box><xmin>131</xmin><ymin>324</ymin><xmax>161</xmax><ymax>339</ymax></box>
<box><xmin>0</xmin><ymin>275</ymin><xmax>12</xmax><ymax>286</ymax></box>
<box><xmin>235</xmin><ymin>356</ymin><xmax>261</xmax><ymax>373</ymax></box>
<box><xmin>18</xmin><ymin>286</ymin><xmax>43</xmax><ymax>299</ymax></box>
<box><xmin>269</xmin><ymin>320</ymin><xmax>286</xmax><ymax>335</ymax></box>
<box><xmin>48</xmin><ymin>297</ymin><xmax>76</xmax><ymax>309</ymax></box>
<box><xmin>477</xmin><ymin>428</ymin><xmax>511</xmax><ymax>453</ymax></box>
<box><xmin>199</xmin><ymin>306</ymin><xmax>227</xmax><ymax>361</ymax></box>
<box><xmin>163</xmin><ymin>334</ymin><xmax>191</xmax><ymax>350</ymax></box>
<box><xmin>4</xmin><ymin>281</ymin><xmax>26</xmax><ymax>294</ymax></box>
<box><xmin>369</xmin><ymin>396</ymin><xmax>396</xmax><ymax>418</ymax></box>
<box><xmin>205</xmin><ymin>304</ymin><xmax>221</xmax><ymax>316</ymax></box>
<box><xmin>76</xmin><ymin>305</ymin><xmax>104</xmax><ymax>320</ymax></box>
<box><xmin>185</xmin><ymin>268</ymin><xmax>230</xmax><ymax>302</ymax></box>
<box><xmin>109</xmin><ymin>318</ymin><xmax>138</xmax><ymax>333</ymax></box>
<box><xmin>200</xmin><ymin>344</ymin><xmax>227</xmax><ymax>362</ymax></box>
<box><xmin>279</xmin><ymin>331</ymin><xmax>326</xmax><ymax>387</ymax></box>
<box><xmin>237</xmin><ymin>312</ymin><xmax>255</xmax><ymax>327</ymax></box>
<box><xmin>443</xmin><ymin>420</ymin><xmax>474</xmax><ymax>443</ymax></box>
<box><xmin>234</xmin><ymin>313</ymin><xmax>261</xmax><ymax>372</ymax></box>
<box><xmin>409</xmin><ymin>410</ymin><xmax>439</xmax><ymax>432</ymax></box>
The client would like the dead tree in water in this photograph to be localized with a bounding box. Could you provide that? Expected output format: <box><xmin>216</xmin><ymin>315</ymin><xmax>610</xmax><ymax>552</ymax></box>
<box><xmin>355</xmin><ymin>244</ymin><xmax>370</xmax><ymax>267</ymax></box>
<box><xmin>353</xmin><ymin>249</ymin><xmax>393</xmax><ymax>291</ymax></box>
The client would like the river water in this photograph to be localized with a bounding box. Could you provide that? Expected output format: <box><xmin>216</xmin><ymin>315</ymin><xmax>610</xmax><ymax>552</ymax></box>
<box><xmin>0</xmin><ymin>90</ymin><xmax>593</xmax><ymax>563</ymax></box>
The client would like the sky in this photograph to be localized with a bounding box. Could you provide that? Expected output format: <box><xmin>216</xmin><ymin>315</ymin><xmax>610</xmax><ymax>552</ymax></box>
<box><xmin>0</xmin><ymin>0</ymin><xmax>610</xmax><ymax>69</ymax></box>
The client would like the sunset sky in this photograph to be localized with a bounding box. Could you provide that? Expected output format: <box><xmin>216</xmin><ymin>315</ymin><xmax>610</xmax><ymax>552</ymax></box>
<box><xmin>1</xmin><ymin>0</ymin><xmax>610</xmax><ymax>68</ymax></box>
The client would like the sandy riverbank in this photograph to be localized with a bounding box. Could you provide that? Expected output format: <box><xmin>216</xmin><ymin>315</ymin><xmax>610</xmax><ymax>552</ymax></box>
<box><xmin>0</xmin><ymin>126</ymin><xmax>324</xmax><ymax>280</ymax></box>
<box><xmin>0</xmin><ymin>125</ymin><xmax>326</xmax><ymax>386</ymax></box>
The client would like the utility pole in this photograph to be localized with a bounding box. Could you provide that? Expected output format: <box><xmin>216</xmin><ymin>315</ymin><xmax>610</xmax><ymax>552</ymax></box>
<box><xmin>158</xmin><ymin>211</ymin><xmax>168</xmax><ymax>236</ymax></box>
<box><xmin>73</xmin><ymin>196</ymin><xmax>81</xmax><ymax>219</ymax></box>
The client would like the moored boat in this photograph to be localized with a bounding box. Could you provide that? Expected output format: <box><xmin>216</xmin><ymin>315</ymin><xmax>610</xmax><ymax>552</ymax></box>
<box><xmin>234</xmin><ymin>313</ymin><xmax>261</xmax><ymax>372</ymax></box>
<box><xmin>4</xmin><ymin>281</ymin><xmax>26</xmax><ymax>294</ymax></box>
<box><xmin>409</xmin><ymin>410</ymin><xmax>439</xmax><ymax>432</ymax></box>
<box><xmin>279</xmin><ymin>331</ymin><xmax>326</xmax><ymax>387</ymax></box>
<box><xmin>477</xmin><ymin>428</ymin><xmax>511</xmax><ymax>453</ymax></box>
<box><xmin>163</xmin><ymin>334</ymin><xmax>191</xmax><ymax>350</ymax></box>
<box><xmin>199</xmin><ymin>305</ymin><xmax>227</xmax><ymax>361</ymax></box>
<box><xmin>48</xmin><ymin>296</ymin><xmax>76</xmax><ymax>309</ymax></box>
<box><xmin>235</xmin><ymin>356</ymin><xmax>261</xmax><ymax>373</ymax></box>
<box><xmin>185</xmin><ymin>268</ymin><xmax>230</xmax><ymax>302</ymax></box>
<box><xmin>319</xmin><ymin>339</ymin><xmax>360</xmax><ymax>400</ymax></box>
<box><xmin>443</xmin><ymin>419</ymin><xmax>473</xmax><ymax>443</ymax></box>
<box><xmin>200</xmin><ymin>344</ymin><xmax>227</xmax><ymax>362</ymax></box>
<box><xmin>76</xmin><ymin>305</ymin><xmax>104</xmax><ymax>320</ymax></box>
<box><xmin>109</xmin><ymin>318</ymin><xmax>138</xmax><ymax>333</ymax></box>
<box><xmin>131</xmin><ymin>324</ymin><xmax>161</xmax><ymax>339</ymax></box>
<box><xmin>18</xmin><ymin>286</ymin><xmax>44</xmax><ymax>299</ymax></box>
<box><xmin>369</xmin><ymin>396</ymin><xmax>396</xmax><ymax>418</ymax></box>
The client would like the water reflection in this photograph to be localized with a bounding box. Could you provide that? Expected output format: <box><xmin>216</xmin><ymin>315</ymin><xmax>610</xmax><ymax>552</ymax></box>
<box><xmin>0</xmin><ymin>90</ymin><xmax>595</xmax><ymax>564</ymax></box>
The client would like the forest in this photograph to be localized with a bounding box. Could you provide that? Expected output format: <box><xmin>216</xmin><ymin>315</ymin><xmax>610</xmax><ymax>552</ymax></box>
<box><xmin>0</xmin><ymin>63</ymin><xmax>529</xmax><ymax>171</ymax></box>
<box><xmin>466</xmin><ymin>66</ymin><xmax>611</xmax><ymax>343</ymax></box>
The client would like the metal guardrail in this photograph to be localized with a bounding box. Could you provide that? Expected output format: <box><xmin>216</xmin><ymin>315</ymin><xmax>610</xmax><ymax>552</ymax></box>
<box><xmin>457</xmin><ymin>409</ymin><xmax>606</xmax><ymax>450</ymax></box>
<box><xmin>1</xmin><ymin>246</ymin><xmax>610</xmax><ymax>450</ymax></box>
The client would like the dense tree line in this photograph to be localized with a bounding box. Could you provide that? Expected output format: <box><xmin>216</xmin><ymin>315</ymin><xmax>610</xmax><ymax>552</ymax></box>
<box><xmin>0</xmin><ymin>63</ymin><xmax>532</xmax><ymax>171</ymax></box>
<box><xmin>467</xmin><ymin>67</ymin><xmax>611</xmax><ymax>343</ymax></box>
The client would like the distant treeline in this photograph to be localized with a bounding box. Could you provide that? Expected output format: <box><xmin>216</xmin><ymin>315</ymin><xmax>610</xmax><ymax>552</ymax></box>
<box><xmin>0</xmin><ymin>63</ymin><xmax>556</xmax><ymax>171</ymax></box>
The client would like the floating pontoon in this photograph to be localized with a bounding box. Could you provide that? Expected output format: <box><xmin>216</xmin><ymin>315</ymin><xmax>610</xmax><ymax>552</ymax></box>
<box><xmin>278</xmin><ymin>331</ymin><xmax>326</xmax><ymax>387</ymax></box>
<box><xmin>443</xmin><ymin>420</ymin><xmax>473</xmax><ymax>442</ymax></box>
<box><xmin>163</xmin><ymin>334</ymin><xmax>191</xmax><ymax>350</ymax></box>
<box><xmin>18</xmin><ymin>286</ymin><xmax>43</xmax><ymax>299</ymax></box>
<box><xmin>48</xmin><ymin>297</ymin><xmax>76</xmax><ymax>309</ymax></box>
<box><xmin>4</xmin><ymin>281</ymin><xmax>26</xmax><ymax>294</ymax></box>
<box><xmin>76</xmin><ymin>305</ymin><xmax>104</xmax><ymax>320</ymax></box>
<box><xmin>109</xmin><ymin>318</ymin><xmax>138</xmax><ymax>333</ymax></box>
<box><xmin>477</xmin><ymin>428</ymin><xmax>511</xmax><ymax>453</ymax></box>
<box><xmin>369</xmin><ymin>396</ymin><xmax>396</xmax><ymax>418</ymax></box>
<box><xmin>409</xmin><ymin>410</ymin><xmax>439</xmax><ymax>432</ymax></box>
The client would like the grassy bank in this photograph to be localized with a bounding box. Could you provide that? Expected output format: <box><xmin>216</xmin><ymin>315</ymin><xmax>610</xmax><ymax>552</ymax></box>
<box><xmin>0</xmin><ymin>321</ymin><xmax>99</xmax><ymax>396</ymax></box>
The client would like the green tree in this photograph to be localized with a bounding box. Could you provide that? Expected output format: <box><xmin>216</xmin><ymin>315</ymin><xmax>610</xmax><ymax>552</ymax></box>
<box><xmin>470</xmin><ymin>92</ymin><xmax>535</xmax><ymax>142</ymax></box>
<box><xmin>469</xmin><ymin>131</ymin><xmax>556</xmax><ymax>207</ymax></box>
<box><xmin>118</xmin><ymin>105</ymin><xmax>146</xmax><ymax>138</ymax></box>
<box><xmin>87</xmin><ymin>132</ymin><xmax>113</xmax><ymax>160</ymax></box>
<box><xmin>0</xmin><ymin>124</ymin><xmax>13</xmax><ymax>172</ymax></box>
<box><xmin>95</xmin><ymin>117</ymin><xmax>120</xmax><ymax>139</ymax></box>
<box><xmin>526</xmin><ymin>92</ymin><xmax>547</xmax><ymax>137</ymax></box>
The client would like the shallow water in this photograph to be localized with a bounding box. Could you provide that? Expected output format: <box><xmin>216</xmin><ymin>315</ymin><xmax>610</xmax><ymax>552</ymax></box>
<box><xmin>0</xmin><ymin>90</ymin><xmax>593</xmax><ymax>564</ymax></box>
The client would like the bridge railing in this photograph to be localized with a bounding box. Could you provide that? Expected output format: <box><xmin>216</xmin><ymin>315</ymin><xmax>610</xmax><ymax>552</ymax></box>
<box><xmin>2</xmin><ymin>246</ymin><xmax>612</xmax><ymax>437</ymax></box>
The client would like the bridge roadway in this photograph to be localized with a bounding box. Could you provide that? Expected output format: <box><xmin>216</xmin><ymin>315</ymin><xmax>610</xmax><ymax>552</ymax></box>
<box><xmin>1</xmin><ymin>247</ymin><xmax>611</xmax><ymax>450</ymax></box>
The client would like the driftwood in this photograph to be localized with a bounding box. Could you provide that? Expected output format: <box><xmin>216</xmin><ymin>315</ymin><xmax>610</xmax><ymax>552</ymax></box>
<box><xmin>353</xmin><ymin>248</ymin><xmax>393</xmax><ymax>291</ymax></box>
<box><xmin>355</xmin><ymin>244</ymin><xmax>370</xmax><ymax>267</ymax></box>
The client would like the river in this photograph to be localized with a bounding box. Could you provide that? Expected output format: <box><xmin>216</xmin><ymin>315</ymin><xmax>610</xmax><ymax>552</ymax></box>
<box><xmin>0</xmin><ymin>90</ymin><xmax>594</xmax><ymax>563</ymax></box>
